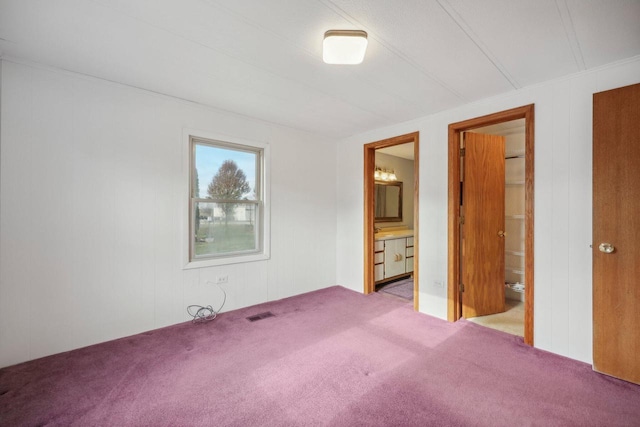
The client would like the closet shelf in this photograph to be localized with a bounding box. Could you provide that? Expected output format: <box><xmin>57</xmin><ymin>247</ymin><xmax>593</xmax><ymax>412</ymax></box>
<box><xmin>505</xmin><ymin>153</ymin><xmax>525</xmax><ymax>159</ymax></box>
<box><xmin>506</xmin><ymin>214</ymin><xmax>524</xmax><ymax>219</ymax></box>
<box><xmin>506</xmin><ymin>181</ymin><xmax>525</xmax><ymax>185</ymax></box>
<box><xmin>506</xmin><ymin>250</ymin><xmax>525</xmax><ymax>256</ymax></box>
<box><xmin>506</xmin><ymin>267</ymin><xmax>525</xmax><ymax>275</ymax></box>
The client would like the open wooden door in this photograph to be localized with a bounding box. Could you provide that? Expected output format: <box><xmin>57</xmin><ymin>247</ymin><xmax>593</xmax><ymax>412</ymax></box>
<box><xmin>461</xmin><ymin>132</ymin><xmax>505</xmax><ymax>318</ymax></box>
<box><xmin>593</xmin><ymin>83</ymin><xmax>640</xmax><ymax>385</ymax></box>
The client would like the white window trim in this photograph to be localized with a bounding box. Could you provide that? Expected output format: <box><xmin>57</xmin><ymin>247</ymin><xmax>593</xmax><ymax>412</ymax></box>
<box><xmin>182</xmin><ymin>128</ymin><xmax>270</xmax><ymax>269</ymax></box>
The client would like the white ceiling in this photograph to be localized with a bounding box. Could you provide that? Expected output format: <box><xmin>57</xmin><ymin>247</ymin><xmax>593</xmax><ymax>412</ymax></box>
<box><xmin>1</xmin><ymin>0</ymin><xmax>639</xmax><ymax>139</ymax></box>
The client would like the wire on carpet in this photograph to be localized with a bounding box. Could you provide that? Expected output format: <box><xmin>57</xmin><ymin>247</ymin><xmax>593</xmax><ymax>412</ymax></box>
<box><xmin>187</xmin><ymin>283</ymin><xmax>226</xmax><ymax>324</ymax></box>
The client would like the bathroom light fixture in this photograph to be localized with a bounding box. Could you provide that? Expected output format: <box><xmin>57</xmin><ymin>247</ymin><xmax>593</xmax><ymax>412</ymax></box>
<box><xmin>374</xmin><ymin>166</ymin><xmax>397</xmax><ymax>181</ymax></box>
<box><xmin>323</xmin><ymin>30</ymin><xmax>368</xmax><ymax>64</ymax></box>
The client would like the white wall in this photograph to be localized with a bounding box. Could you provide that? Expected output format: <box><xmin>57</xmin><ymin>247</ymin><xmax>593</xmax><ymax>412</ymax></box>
<box><xmin>3</xmin><ymin>55</ymin><xmax>639</xmax><ymax>369</ymax></box>
<box><xmin>0</xmin><ymin>60</ymin><xmax>337</xmax><ymax>368</ymax></box>
<box><xmin>337</xmin><ymin>56</ymin><xmax>640</xmax><ymax>364</ymax></box>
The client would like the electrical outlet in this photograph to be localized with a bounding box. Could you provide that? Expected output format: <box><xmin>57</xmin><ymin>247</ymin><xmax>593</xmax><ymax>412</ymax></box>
<box><xmin>216</xmin><ymin>275</ymin><xmax>228</xmax><ymax>284</ymax></box>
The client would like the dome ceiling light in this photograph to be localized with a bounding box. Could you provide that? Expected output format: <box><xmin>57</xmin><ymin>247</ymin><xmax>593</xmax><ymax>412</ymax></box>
<box><xmin>323</xmin><ymin>30</ymin><xmax>368</xmax><ymax>65</ymax></box>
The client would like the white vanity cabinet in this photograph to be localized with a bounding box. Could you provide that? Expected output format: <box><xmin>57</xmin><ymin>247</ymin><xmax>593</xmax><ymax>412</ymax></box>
<box><xmin>384</xmin><ymin>238</ymin><xmax>406</xmax><ymax>278</ymax></box>
<box><xmin>405</xmin><ymin>237</ymin><xmax>414</xmax><ymax>273</ymax></box>
<box><xmin>374</xmin><ymin>235</ymin><xmax>414</xmax><ymax>283</ymax></box>
<box><xmin>374</xmin><ymin>240</ymin><xmax>385</xmax><ymax>282</ymax></box>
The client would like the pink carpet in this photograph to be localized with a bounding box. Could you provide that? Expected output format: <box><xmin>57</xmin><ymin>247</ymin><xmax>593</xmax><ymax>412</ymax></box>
<box><xmin>1</xmin><ymin>286</ymin><xmax>639</xmax><ymax>426</ymax></box>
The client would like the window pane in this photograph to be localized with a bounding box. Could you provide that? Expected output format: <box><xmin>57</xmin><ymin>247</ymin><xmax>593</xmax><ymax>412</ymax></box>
<box><xmin>194</xmin><ymin>202</ymin><xmax>259</xmax><ymax>257</ymax></box>
<box><xmin>194</xmin><ymin>143</ymin><xmax>258</xmax><ymax>200</ymax></box>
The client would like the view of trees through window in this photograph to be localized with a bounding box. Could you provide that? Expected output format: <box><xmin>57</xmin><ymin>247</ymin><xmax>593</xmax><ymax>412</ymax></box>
<box><xmin>192</xmin><ymin>140</ymin><xmax>261</xmax><ymax>259</ymax></box>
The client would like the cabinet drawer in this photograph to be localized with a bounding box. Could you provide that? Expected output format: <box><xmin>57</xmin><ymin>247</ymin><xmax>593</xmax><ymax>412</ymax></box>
<box><xmin>374</xmin><ymin>252</ymin><xmax>384</xmax><ymax>264</ymax></box>
<box><xmin>374</xmin><ymin>240</ymin><xmax>384</xmax><ymax>252</ymax></box>
<box><xmin>374</xmin><ymin>264</ymin><xmax>384</xmax><ymax>282</ymax></box>
<box><xmin>406</xmin><ymin>247</ymin><xmax>414</xmax><ymax>257</ymax></box>
<box><xmin>406</xmin><ymin>257</ymin><xmax>414</xmax><ymax>273</ymax></box>
<box><xmin>406</xmin><ymin>237</ymin><xmax>414</xmax><ymax>247</ymax></box>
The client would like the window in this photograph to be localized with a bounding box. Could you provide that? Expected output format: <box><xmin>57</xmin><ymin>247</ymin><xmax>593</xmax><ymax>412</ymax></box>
<box><xmin>185</xmin><ymin>133</ymin><xmax>269</xmax><ymax>268</ymax></box>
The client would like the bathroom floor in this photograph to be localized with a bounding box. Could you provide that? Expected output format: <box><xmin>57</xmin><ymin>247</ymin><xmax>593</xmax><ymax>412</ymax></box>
<box><xmin>377</xmin><ymin>277</ymin><xmax>414</xmax><ymax>301</ymax></box>
<box><xmin>466</xmin><ymin>299</ymin><xmax>524</xmax><ymax>337</ymax></box>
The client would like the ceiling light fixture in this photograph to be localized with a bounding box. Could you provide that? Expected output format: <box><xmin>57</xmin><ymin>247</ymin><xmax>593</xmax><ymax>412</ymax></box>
<box><xmin>323</xmin><ymin>30</ymin><xmax>368</xmax><ymax>65</ymax></box>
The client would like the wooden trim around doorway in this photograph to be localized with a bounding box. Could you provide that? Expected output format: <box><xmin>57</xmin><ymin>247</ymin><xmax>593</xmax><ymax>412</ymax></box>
<box><xmin>447</xmin><ymin>105</ymin><xmax>535</xmax><ymax>345</ymax></box>
<box><xmin>364</xmin><ymin>132</ymin><xmax>420</xmax><ymax>310</ymax></box>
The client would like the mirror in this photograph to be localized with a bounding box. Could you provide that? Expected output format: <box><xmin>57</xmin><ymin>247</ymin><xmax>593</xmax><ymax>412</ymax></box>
<box><xmin>375</xmin><ymin>181</ymin><xmax>403</xmax><ymax>222</ymax></box>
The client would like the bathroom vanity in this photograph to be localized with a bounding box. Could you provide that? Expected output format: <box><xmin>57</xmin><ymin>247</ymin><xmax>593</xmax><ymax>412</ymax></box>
<box><xmin>374</xmin><ymin>228</ymin><xmax>414</xmax><ymax>283</ymax></box>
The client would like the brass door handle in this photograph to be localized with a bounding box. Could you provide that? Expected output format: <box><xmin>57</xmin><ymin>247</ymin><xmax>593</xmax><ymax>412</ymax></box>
<box><xmin>598</xmin><ymin>243</ymin><xmax>614</xmax><ymax>254</ymax></box>
<box><xmin>498</xmin><ymin>230</ymin><xmax>506</xmax><ymax>238</ymax></box>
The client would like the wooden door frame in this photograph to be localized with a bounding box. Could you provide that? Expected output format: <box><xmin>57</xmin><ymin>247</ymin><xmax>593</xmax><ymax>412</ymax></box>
<box><xmin>447</xmin><ymin>105</ymin><xmax>535</xmax><ymax>345</ymax></box>
<box><xmin>364</xmin><ymin>132</ymin><xmax>420</xmax><ymax>310</ymax></box>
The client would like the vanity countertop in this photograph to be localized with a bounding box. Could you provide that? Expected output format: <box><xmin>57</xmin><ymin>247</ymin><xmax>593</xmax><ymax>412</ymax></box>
<box><xmin>374</xmin><ymin>228</ymin><xmax>414</xmax><ymax>240</ymax></box>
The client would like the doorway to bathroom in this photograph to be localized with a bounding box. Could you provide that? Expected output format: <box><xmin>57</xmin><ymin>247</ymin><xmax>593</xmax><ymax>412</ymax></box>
<box><xmin>364</xmin><ymin>132</ymin><xmax>419</xmax><ymax>310</ymax></box>
<box><xmin>447</xmin><ymin>105</ymin><xmax>535</xmax><ymax>345</ymax></box>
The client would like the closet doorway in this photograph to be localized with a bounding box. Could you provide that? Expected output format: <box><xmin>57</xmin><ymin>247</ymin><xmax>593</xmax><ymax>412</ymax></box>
<box><xmin>447</xmin><ymin>105</ymin><xmax>535</xmax><ymax>345</ymax></box>
<box><xmin>364</xmin><ymin>132</ymin><xmax>419</xmax><ymax>310</ymax></box>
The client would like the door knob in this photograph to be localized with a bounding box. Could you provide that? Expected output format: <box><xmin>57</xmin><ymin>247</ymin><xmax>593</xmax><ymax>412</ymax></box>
<box><xmin>498</xmin><ymin>230</ymin><xmax>506</xmax><ymax>238</ymax></box>
<box><xmin>598</xmin><ymin>243</ymin><xmax>615</xmax><ymax>253</ymax></box>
